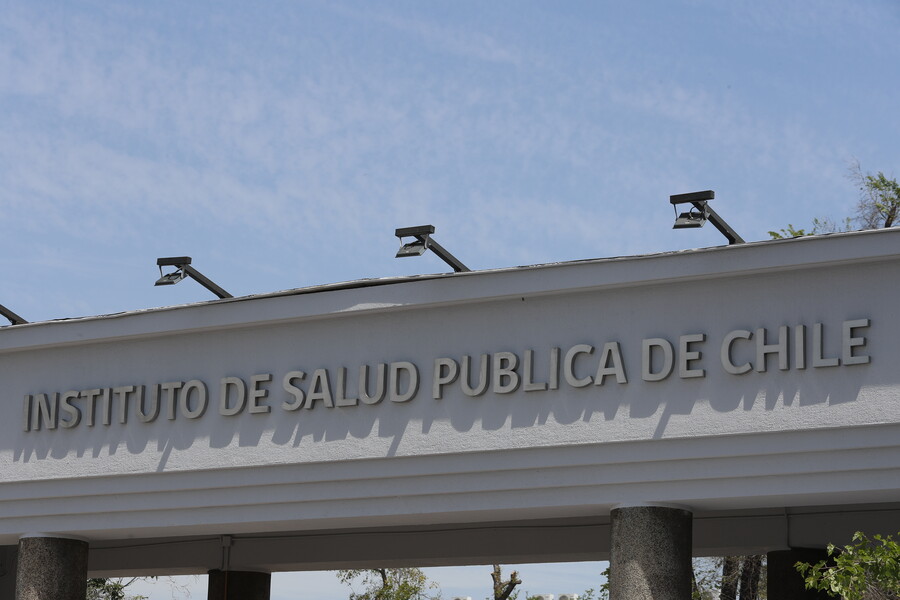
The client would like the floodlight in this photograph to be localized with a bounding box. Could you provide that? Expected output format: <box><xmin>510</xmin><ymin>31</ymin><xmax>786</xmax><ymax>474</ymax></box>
<box><xmin>673</xmin><ymin>207</ymin><xmax>708</xmax><ymax>229</ymax></box>
<box><xmin>394</xmin><ymin>225</ymin><xmax>470</xmax><ymax>272</ymax></box>
<box><xmin>395</xmin><ymin>226</ymin><xmax>430</xmax><ymax>257</ymax></box>
<box><xmin>0</xmin><ymin>303</ymin><xmax>27</xmax><ymax>325</ymax></box>
<box><xmin>670</xmin><ymin>190</ymin><xmax>744</xmax><ymax>244</ymax></box>
<box><xmin>155</xmin><ymin>256</ymin><xmax>233</xmax><ymax>299</ymax></box>
<box><xmin>155</xmin><ymin>270</ymin><xmax>186</xmax><ymax>285</ymax></box>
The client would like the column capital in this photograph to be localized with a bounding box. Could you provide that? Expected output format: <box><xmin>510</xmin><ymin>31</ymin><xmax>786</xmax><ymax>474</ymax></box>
<box><xmin>18</xmin><ymin>533</ymin><xmax>88</xmax><ymax>542</ymax></box>
<box><xmin>611</xmin><ymin>502</ymin><xmax>693</xmax><ymax>512</ymax></box>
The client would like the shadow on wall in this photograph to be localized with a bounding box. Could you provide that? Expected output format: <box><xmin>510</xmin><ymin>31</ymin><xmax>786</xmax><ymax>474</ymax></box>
<box><xmin>8</xmin><ymin>258</ymin><xmax>890</xmax><ymax>473</ymax></box>
<box><xmin>12</xmin><ymin>341</ymin><xmax>873</xmax><ymax>468</ymax></box>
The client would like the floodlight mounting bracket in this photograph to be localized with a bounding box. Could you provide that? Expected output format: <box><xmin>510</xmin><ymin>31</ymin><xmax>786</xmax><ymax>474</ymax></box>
<box><xmin>155</xmin><ymin>256</ymin><xmax>233</xmax><ymax>299</ymax></box>
<box><xmin>394</xmin><ymin>225</ymin><xmax>470</xmax><ymax>272</ymax></box>
<box><xmin>0</xmin><ymin>303</ymin><xmax>27</xmax><ymax>325</ymax></box>
<box><xmin>670</xmin><ymin>190</ymin><xmax>745</xmax><ymax>245</ymax></box>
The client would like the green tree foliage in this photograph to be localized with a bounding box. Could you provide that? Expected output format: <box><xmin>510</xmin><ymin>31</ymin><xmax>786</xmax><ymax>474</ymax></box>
<box><xmin>338</xmin><ymin>568</ymin><xmax>441</xmax><ymax>600</ymax></box>
<box><xmin>769</xmin><ymin>161</ymin><xmax>898</xmax><ymax>240</ymax></box>
<box><xmin>768</xmin><ymin>217</ymin><xmax>852</xmax><ymax>240</ymax></box>
<box><xmin>490</xmin><ymin>565</ymin><xmax>521</xmax><ymax>600</ymax></box>
<box><xmin>578</xmin><ymin>588</ymin><xmax>596</xmax><ymax>600</ymax></box>
<box><xmin>86</xmin><ymin>578</ymin><xmax>149</xmax><ymax>600</ymax></box>
<box><xmin>850</xmin><ymin>161</ymin><xmax>900</xmax><ymax>229</ymax></box>
<box><xmin>796</xmin><ymin>532</ymin><xmax>900</xmax><ymax>600</ymax></box>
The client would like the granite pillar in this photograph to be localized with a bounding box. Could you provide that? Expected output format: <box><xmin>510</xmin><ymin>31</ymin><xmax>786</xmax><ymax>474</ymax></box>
<box><xmin>208</xmin><ymin>569</ymin><xmax>271</xmax><ymax>600</ymax></box>
<box><xmin>15</xmin><ymin>535</ymin><xmax>88</xmax><ymax>600</ymax></box>
<box><xmin>0</xmin><ymin>545</ymin><xmax>18</xmax><ymax>600</ymax></box>
<box><xmin>610</xmin><ymin>505</ymin><xmax>693</xmax><ymax>600</ymax></box>
<box><xmin>767</xmin><ymin>548</ymin><xmax>831</xmax><ymax>600</ymax></box>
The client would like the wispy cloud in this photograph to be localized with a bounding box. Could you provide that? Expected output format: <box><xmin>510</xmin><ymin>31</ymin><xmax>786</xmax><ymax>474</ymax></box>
<box><xmin>372</xmin><ymin>13</ymin><xmax>523</xmax><ymax>66</ymax></box>
<box><xmin>326</xmin><ymin>3</ymin><xmax>525</xmax><ymax>67</ymax></box>
<box><xmin>1</xmin><ymin>0</ymin><xmax>896</xmax><ymax>320</ymax></box>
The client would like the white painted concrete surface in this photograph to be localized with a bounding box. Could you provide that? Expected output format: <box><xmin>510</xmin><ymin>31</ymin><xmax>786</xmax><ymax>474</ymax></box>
<box><xmin>2</xmin><ymin>229</ymin><xmax>899</xmax><ymax>573</ymax></box>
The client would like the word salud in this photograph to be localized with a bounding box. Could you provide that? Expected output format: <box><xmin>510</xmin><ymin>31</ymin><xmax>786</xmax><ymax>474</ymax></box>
<box><xmin>23</xmin><ymin>319</ymin><xmax>871</xmax><ymax>432</ymax></box>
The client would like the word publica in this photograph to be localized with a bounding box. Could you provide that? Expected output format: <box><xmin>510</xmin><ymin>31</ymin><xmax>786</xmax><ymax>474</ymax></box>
<box><xmin>431</xmin><ymin>319</ymin><xmax>870</xmax><ymax>397</ymax></box>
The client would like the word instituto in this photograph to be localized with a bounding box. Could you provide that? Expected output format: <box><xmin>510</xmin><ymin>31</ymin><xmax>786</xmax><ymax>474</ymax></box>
<box><xmin>22</xmin><ymin>319</ymin><xmax>870</xmax><ymax>432</ymax></box>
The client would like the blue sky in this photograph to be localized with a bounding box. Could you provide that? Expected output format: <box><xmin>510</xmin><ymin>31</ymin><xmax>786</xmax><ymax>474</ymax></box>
<box><xmin>2</xmin><ymin>0</ymin><xmax>899</xmax><ymax>597</ymax></box>
<box><xmin>2</xmin><ymin>0</ymin><xmax>898</xmax><ymax>323</ymax></box>
<box><xmin>127</xmin><ymin>563</ymin><xmax>607</xmax><ymax>600</ymax></box>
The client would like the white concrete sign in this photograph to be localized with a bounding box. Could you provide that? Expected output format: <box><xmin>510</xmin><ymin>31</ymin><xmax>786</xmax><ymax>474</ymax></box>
<box><xmin>1</xmin><ymin>228</ymin><xmax>899</xmax><ymax>573</ymax></box>
<box><xmin>22</xmin><ymin>319</ymin><xmax>871</xmax><ymax>431</ymax></box>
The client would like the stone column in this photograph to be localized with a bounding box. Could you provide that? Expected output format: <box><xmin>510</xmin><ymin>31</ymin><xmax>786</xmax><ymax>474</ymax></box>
<box><xmin>0</xmin><ymin>545</ymin><xmax>18</xmax><ymax>599</ymax></box>
<box><xmin>15</xmin><ymin>535</ymin><xmax>88</xmax><ymax>600</ymax></box>
<box><xmin>208</xmin><ymin>569</ymin><xmax>271</xmax><ymax>600</ymax></box>
<box><xmin>609</xmin><ymin>504</ymin><xmax>693</xmax><ymax>600</ymax></box>
<box><xmin>767</xmin><ymin>548</ymin><xmax>831</xmax><ymax>600</ymax></box>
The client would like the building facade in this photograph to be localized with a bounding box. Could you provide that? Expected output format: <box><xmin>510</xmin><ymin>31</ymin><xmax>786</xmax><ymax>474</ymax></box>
<box><xmin>3</xmin><ymin>229</ymin><xmax>900</xmax><ymax>599</ymax></box>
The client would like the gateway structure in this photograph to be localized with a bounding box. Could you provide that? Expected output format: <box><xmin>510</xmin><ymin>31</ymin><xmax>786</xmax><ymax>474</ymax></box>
<box><xmin>3</xmin><ymin>229</ymin><xmax>900</xmax><ymax>599</ymax></box>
